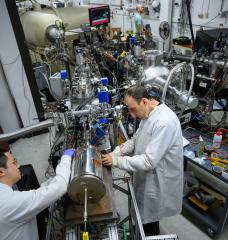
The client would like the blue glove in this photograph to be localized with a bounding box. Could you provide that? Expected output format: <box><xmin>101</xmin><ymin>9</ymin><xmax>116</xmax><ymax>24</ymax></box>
<box><xmin>63</xmin><ymin>149</ymin><xmax>75</xmax><ymax>158</ymax></box>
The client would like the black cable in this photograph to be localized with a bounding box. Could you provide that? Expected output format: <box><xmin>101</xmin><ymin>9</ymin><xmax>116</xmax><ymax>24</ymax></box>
<box><xmin>203</xmin><ymin>13</ymin><xmax>220</xmax><ymax>26</ymax></box>
<box><xmin>186</xmin><ymin>0</ymin><xmax>196</xmax><ymax>52</ymax></box>
<box><xmin>47</xmin><ymin>128</ymin><xmax>65</xmax><ymax>164</ymax></box>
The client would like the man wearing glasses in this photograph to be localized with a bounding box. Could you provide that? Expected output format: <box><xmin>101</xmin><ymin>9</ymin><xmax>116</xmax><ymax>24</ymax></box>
<box><xmin>0</xmin><ymin>148</ymin><xmax>75</xmax><ymax>240</ymax></box>
<box><xmin>102</xmin><ymin>86</ymin><xmax>183</xmax><ymax>236</ymax></box>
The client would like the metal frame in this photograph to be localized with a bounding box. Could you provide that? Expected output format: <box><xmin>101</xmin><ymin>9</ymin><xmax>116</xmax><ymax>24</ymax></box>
<box><xmin>112</xmin><ymin>177</ymin><xmax>178</xmax><ymax>240</ymax></box>
<box><xmin>65</xmin><ymin>223</ymin><xmax>119</xmax><ymax>240</ymax></box>
<box><xmin>59</xmin><ymin>175</ymin><xmax>178</xmax><ymax>240</ymax></box>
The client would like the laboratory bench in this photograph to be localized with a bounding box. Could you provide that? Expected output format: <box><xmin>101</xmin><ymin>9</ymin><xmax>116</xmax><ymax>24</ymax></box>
<box><xmin>182</xmin><ymin>128</ymin><xmax>228</xmax><ymax>237</ymax></box>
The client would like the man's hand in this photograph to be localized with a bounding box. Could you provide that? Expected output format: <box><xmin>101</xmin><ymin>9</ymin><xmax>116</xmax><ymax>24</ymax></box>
<box><xmin>63</xmin><ymin>149</ymin><xmax>75</xmax><ymax>159</ymax></box>
<box><xmin>102</xmin><ymin>154</ymin><xmax>113</xmax><ymax>167</ymax></box>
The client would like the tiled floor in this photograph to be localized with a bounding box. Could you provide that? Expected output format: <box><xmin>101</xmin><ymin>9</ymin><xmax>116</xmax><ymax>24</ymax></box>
<box><xmin>10</xmin><ymin>132</ymin><xmax>228</xmax><ymax>239</ymax></box>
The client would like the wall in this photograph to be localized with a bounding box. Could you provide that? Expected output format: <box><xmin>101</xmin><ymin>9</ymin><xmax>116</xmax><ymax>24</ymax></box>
<box><xmin>0</xmin><ymin>1</ymin><xmax>39</xmax><ymax>132</ymax></box>
<box><xmin>171</xmin><ymin>0</ymin><xmax>228</xmax><ymax>37</ymax></box>
<box><xmin>76</xmin><ymin>0</ymin><xmax>228</xmax><ymax>51</ymax></box>
<box><xmin>0</xmin><ymin>61</ymin><xmax>21</xmax><ymax>133</ymax></box>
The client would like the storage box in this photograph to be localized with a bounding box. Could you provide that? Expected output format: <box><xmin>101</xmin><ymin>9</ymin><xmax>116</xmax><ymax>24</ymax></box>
<box><xmin>188</xmin><ymin>185</ymin><xmax>226</xmax><ymax>211</ymax></box>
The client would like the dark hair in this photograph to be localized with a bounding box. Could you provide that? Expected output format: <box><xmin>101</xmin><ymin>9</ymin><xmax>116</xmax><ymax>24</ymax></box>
<box><xmin>0</xmin><ymin>150</ymin><xmax>8</xmax><ymax>168</ymax></box>
<box><xmin>124</xmin><ymin>86</ymin><xmax>149</xmax><ymax>103</ymax></box>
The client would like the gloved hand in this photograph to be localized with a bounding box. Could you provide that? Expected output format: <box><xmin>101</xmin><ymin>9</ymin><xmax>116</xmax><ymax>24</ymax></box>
<box><xmin>63</xmin><ymin>149</ymin><xmax>75</xmax><ymax>158</ymax></box>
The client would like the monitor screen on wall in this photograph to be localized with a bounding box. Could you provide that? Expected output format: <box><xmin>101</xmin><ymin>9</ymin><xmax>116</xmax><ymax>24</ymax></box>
<box><xmin>89</xmin><ymin>5</ymin><xmax>110</xmax><ymax>27</ymax></box>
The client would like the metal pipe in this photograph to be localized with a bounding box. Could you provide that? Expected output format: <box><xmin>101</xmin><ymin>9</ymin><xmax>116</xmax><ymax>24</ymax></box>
<box><xmin>171</xmin><ymin>54</ymin><xmax>228</xmax><ymax>68</ymax></box>
<box><xmin>89</xmin><ymin>2</ymin><xmax>122</xmax><ymax>8</ymax></box>
<box><xmin>178</xmin><ymin>63</ymin><xmax>195</xmax><ymax>117</ymax></box>
<box><xmin>171</xmin><ymin>54</ymin><xmax>192</xmax><ymax>61</ymax></box>
<box><xmin>196</xmin><ymin>74</ymin><xmax>216</xmax><ymax>81</ymax></box>
<box><xmin>72</xmin><ymin>109</ymin><xmax>91</xmax><ymax>116</ymax></box>
<box><xmin>161</xmin><ymin>62</ymin><xmax>186</xmax><ymax>102</ymax></box>
<box><xmin>0</xmin><ymin>119</ymin><xmax>54</xmax><ymax>142</ymax></box>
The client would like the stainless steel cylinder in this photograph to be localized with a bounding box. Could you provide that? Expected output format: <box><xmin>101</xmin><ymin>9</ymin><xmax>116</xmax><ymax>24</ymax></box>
<box><xmin>72</xmin><ymin>79</ymin><xmax>93</xmax><ymax>99</ymax></box>
<box><xmin>134</xmin><ymin>45</ymin><xmax>142</xmax><ymax>58</ymax></box>
<box><xmin>142</xmin><ymin>66</ymin><xmax>199</xmax><ymax>109</ymax></box>
<box><xmin>68</xmin><ymin>146</ymin><xmax>106</xmax><ymax>204</ymax></box>
<box><xmin>144</xmin><ymin>50</ymin><xmax>163</xmax><ymax>67</ymax></box>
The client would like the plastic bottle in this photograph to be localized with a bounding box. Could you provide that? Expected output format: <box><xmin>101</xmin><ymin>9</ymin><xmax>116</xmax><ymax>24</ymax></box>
<box><xmin>212</xmin><ymin>130</ymin><xmax>223</xmax><ymax>149</ymax></box>
<box><xmin>199</xmin><ymin>136</ymin><xmax>204</xmax><ymax>157</ymax></box>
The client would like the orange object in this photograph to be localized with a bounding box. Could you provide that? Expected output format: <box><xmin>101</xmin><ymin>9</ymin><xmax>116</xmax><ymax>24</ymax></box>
<box><xmin>206</xmin><ymin>157</ymin><xmax>228</xmax><ymax>164</ymax></box>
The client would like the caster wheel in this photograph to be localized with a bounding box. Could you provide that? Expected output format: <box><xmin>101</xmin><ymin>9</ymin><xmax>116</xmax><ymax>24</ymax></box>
<box><xmin>206</xmin><ymin>227</ymin><xmax>216</xmax><ymax>237</ymax></box>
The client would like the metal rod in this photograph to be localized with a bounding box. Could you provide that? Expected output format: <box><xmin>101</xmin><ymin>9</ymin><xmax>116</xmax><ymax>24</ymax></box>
<box><xmin>84</xmin><ymin>187</ymin><xmax>88</xmax><ymax>232</ymax></box>
<box><xmin>128</xmin><ymin>179</ymin><xmax>146</xmax><ymax>240</ymax></box>
<box><xmin>112</xmin><ymin>177</ymin><xmax>127</xmax><ymax>181</ymax></box>
<box><xmin>118</xmin><ymin>120</ymin><xmax>129</xmax><ymax>140</ymax></box>
<box><xmin>72</xmin><ymin>109</ymin><xmax>91</xmax><ymax>116</ymax></box>
<box><xmin>128</xmin><ymin>181</ymin><xmax>134</xmax><ymax>240</ymax></box>
<box><xmin>186</xmin><ymin>0</ymin><xmax>196</xmax><ymax>51</ymax></box>
<box><xmin>117</xmin><ymin>216</ymin><xmax>130</xmax><ymax>228</ymax></box>
<box><xmin>113</xmin><ymin>183</ymin><xmax>130</xmax><ymax>195</ymax></box>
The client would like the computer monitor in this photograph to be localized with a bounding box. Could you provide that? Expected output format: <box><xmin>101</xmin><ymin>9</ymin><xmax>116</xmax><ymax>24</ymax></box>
<box><xmin>89</xmin><ymin>5</ymin><xmax>110</xmax><ymax>27</ymax></box>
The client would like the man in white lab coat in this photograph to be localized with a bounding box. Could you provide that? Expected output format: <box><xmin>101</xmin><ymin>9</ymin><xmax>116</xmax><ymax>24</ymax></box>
<box><xmin>102</xmin><ymin>86</ymin><xmax>183</xmax><ymax>236</ymax></box>
<box><xmin>0</xmin><ymin>148</ymin><xmax>75</xmax><ymax>240</ymax></box>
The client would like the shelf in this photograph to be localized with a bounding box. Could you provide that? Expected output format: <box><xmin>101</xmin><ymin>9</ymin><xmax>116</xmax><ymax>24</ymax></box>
<box><xmin>182</xmin><ymin>197</ymin><xmax>226</xmax><ymax>232</ymax></box>
<box><xmin>185</xmin><ymin>156</ymin><xmax>228</xmax><ymax>185</ymax></box>
<box><xmin>183</xmin><ymin>128</ymin><xmax>228</xmax><ymax>235</ymax></box>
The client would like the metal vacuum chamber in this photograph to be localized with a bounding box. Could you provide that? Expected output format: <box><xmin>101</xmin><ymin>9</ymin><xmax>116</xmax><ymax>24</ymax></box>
<box><xmin>68</xmin><ymin>146</ymin><xmax>106</xmax><ymax>204</ymax></box>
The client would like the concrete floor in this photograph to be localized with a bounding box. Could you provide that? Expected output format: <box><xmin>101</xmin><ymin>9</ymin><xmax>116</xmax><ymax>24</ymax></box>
<box><xmin>10</xmin><ymin>132</ymin><xmax>228</xmax><ymax>240</ymax></box>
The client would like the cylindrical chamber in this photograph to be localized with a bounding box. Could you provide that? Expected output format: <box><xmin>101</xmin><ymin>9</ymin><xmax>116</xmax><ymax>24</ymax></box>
<box><xmin>20</xmin><ymin>6</ymin><xmax>89</xmax><ymax>47</ymax></box>
<box><xmin>72</xmin><ymin>78</ymin><xmax>94</xmax><ymax>99</ymax></box>
<box><xmin>68</xmin><ymin>146</ymin><xmax>106</xmax><ymax>204</ymax></box>
<box><xmin>142</xmin><ymin>66</ymin><xmax>198</xmax><ymax>109</ymax></box>
<box><xmin>20</xmin><ymin>11</ymin><xmax>61</xmax><ymax>46</ymax></box>
<box><xmin>134</xmin><ymin>45</ymin><xmax>142</xmax><ymax>58</ymax></box>
<box><xmin>51</xmin><ymin>6</ymin><xmax>89</xmax><ymax>31</ymax></box>
<box><xmin>144</xmin><ymin>50</ymin><xmax>163</xmax><ymax>67</ymax></box>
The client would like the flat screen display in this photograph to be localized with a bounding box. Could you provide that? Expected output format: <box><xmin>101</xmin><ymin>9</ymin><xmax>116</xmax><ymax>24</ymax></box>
<box><xmin>89</xmin><ymin>5</ymin><xmax>110</xmax><ymax>27</ymax></box>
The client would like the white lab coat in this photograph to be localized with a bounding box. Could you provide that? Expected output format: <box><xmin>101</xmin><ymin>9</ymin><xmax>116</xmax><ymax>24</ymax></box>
<box><xmin>113</xmin><ymin>103</ymin><xmax>183</xmax><ymax>223</ymax></box>
<box><xmin>0</xmin><ymin>155</ymin><xmax>72</xmax><ymax>240</ymax></box>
